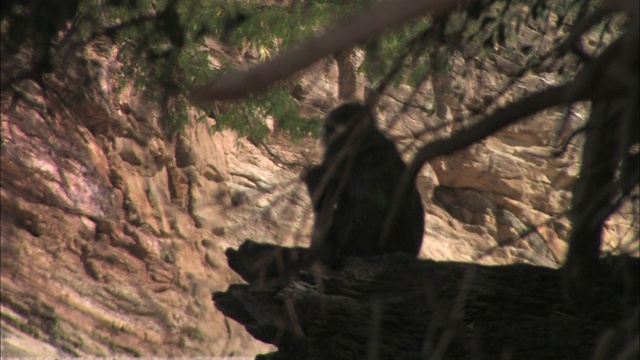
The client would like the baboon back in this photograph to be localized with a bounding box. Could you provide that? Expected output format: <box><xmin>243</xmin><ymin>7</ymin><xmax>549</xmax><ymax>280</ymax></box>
<box><xmin>303</xmin><ymin>103</ymin><xmax>424</xmax><ymax>266</ymax></box>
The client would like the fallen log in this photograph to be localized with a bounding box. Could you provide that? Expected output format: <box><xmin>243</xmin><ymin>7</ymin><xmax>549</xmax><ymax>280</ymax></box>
<box><xmin>214</xmin><ymin>240</ymin><xmax>639</xmax><ymax>360</ymax></box>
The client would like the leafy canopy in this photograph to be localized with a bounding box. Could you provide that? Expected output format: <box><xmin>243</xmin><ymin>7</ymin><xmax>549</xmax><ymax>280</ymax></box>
<box><xmin>1</xmin><ymin>0</ymin><xmax>609</xmax><ymax>139</ymax></box>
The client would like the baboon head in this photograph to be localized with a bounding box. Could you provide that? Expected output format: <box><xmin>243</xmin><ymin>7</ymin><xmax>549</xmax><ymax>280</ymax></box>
<box><xmin>322</xmin><ymin>102</ymin><xmax>377</xmax><ymax>151</ymax></box>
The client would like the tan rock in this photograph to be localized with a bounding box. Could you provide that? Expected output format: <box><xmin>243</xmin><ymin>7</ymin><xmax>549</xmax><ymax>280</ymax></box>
<box><xmin>117</xmin><ymin>162</ymin><xmax>172</xmax><ymax>235</ymax></box>
<box><xmin>183</xmin><ymin>165</ymin><xmax>229</xmax><ymax>233</ymax></box>
<box><xmin>179</xmin><ymin>116</ymin><xmax>230</xmax><ymax>182</ymax></box>
<box><xmin>116</xmin><ymin>137</ymin><xmax>162</xmax><ymax>176</ymax></box>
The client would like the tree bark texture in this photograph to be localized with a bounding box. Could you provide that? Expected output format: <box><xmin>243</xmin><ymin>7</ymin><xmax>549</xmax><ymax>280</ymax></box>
<box><xmin>214</xmin><ymin>240</ymin><xmax>639</xmax><ymax>360</ymax></box>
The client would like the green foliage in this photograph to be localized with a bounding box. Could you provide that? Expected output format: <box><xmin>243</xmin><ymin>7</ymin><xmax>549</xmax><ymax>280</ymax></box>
<box><xmin>213</xmin><ymin>0</ymin><xmax>367</xmax><ymax>50</ymax></box>
<box><xmin>103</xmin><ymin>0</ymin><xmax>217</xmax><ymax>133</ymax></box>
<box><xmin>360</xmin><ymin>17</ymin><xmax>435</xmax><ymax>86</ymax></box>
<box><xmin>102</xmin><ymin>0</ymin><xmax>368</xmax><ymax>137</ymax></box>
<box><xmin>2</xmin><ymin>0</ymin><xmax>349</xmax><ymax>138</ymax></box>
<box><xmin>3</xmin><ymin>0</ymin><xmax>607</xmax><ymax>139</ymax></box>
<box><xmin>213</xmin><ymin>86</ymin><xmax>320</xmax><ymax>140</ymax></box>
<box><xmin>106</xmin><ymin>0</ymin><xmax>357</xmax><ymax>139</ymax></box>
<box><xmin>362</xmin><ymin>0</ymin><xmax>603</xmax><ymax>82</ymax></box>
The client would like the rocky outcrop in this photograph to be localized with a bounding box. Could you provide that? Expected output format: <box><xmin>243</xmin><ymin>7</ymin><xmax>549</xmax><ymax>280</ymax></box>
<box><xmin>0</xmin><ymin>46</ymin><xmax>274</xmax><ymax>356</ymax></box>
<box><xmin>215</xmin><ymin>240</ymin><xmax>639</xmax><ymax>360</ymax></box>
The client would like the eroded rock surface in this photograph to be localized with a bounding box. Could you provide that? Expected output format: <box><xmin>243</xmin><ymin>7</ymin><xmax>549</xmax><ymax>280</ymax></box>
<box><xmin>1</xmin><ymin>46</ymin><xmax>273</xmax><ymax>356</ymax></box>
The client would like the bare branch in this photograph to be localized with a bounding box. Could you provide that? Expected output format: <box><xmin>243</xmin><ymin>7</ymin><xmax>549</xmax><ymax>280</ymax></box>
<box><xmin>190</xmin><ymin>0</ymin><xmax>473</xmax><ymax>102</ymax></box>
<box><xmin>551</xmin><ymin>125</ymin><xmax>588</xmax><ymax>157</ymax></box>
<box><xmin>381</xmin><ymin>23</ymin><xmax>636</xmax><ymax>246</ymax></box>
<box><xmin>381</xmin><ymin>84</ymin><xmax>575</xmax><ymax>245</ymax></box>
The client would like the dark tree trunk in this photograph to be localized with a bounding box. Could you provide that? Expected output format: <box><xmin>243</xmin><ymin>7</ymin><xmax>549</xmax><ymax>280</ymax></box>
<box><xmin>214</xmin><ymin>240</ymin><xmax>639</xmax><ymax>360</ymax></box>
<box><xmin>563</xmin><ymin>27</ymin><xmax>640</xmax><ymax>307</ymax></box>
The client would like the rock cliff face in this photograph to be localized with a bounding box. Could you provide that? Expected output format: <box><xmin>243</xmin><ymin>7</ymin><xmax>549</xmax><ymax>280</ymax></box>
<box><xmin>0</xmin><ymin>40</ymin><xmax>636</xmax><ymax>357</ymax></box>
<box><xmin>1</xmin><ymin>44</ymin><xmax>276</xmax><ymax>356</ymax></box>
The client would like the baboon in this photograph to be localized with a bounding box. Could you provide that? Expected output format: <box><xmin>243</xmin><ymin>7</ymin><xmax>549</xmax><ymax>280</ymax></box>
<box><xmin>302</xmin><ymin>102</ymin><xmax>424</xmax><ymax>267</ymax></box>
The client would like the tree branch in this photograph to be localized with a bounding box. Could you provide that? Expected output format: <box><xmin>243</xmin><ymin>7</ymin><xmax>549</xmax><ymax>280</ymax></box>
<box><xmin>214</xmin><ymin>240</ymin><xmax>639</xmax><ymax>359</ymax></box>
<box><xmin>380</xmin><ymin>83</ymin><xmax>574</xmax><ymax>247</ymax></box>
<box><xmin>190</xmin><ymin>0</ymin><xmax>474</xmax><ymax>102</ymax></box>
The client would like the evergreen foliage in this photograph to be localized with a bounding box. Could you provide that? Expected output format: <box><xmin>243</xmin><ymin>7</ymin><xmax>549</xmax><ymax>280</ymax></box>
<box><xmin>1</xmin><ymin>0</ymin><xmax>609</xmax><ymax>138</ymax></box>
<box><xmin>1</xmin><ymin>0</ymin><xmax>365</xmax><ymax>138</ymax></box>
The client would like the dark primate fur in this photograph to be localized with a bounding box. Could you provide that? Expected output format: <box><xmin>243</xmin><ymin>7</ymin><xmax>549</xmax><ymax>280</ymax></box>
<box><xmin>302</xmin><ymin>103</ymin><xmax>424</xmax><ymax>267</ymax></box>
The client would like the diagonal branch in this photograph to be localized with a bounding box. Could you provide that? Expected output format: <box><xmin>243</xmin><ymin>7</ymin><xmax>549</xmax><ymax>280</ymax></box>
<box><xmin>381</xmin><ymin>25</ymin><xmax>635</xmax><ymax>246</ymax></box>
<box><xmin>190</xmin><ymin>0</ymin><xmax>474</xmax><ymax>102</ymax></box>
<box><xmin>381</xmin><ymin>83</ymin><xmax>577</xmax><ymax>246</ymax></box>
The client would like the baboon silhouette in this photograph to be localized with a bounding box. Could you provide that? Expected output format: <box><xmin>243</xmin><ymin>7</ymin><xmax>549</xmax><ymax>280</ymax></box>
<box><xmin>302</xmin><ymin>102</ymin><xmax>424</xmax><ymax>267</ymax></box>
